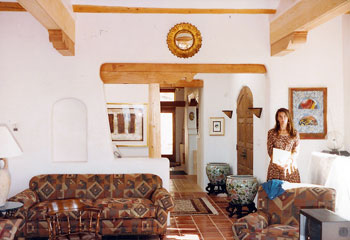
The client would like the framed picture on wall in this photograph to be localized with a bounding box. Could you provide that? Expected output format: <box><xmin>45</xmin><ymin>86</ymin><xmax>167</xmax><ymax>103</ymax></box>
<box><xmin>209</xmin><ymin>117</ymin><xmax>225</xmax><ymax>136</ymax></box>
<box><xmin>289</xmin><ymin>88</ymin><xmax>327</xmax><ymax>139</ymax></box>
<box><xmin>107</xmin><ymin>103</ymin><xmax>148</xmax><ymax>146</ymax></box>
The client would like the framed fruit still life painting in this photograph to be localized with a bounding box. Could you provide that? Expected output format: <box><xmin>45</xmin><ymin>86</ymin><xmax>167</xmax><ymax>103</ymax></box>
<box><xmin>289</xmin><ymin>88</ymin><xmax>327</xmax><ymax>139</ymax></box>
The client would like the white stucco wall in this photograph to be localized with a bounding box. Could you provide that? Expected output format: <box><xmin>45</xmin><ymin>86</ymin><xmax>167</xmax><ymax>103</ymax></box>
<box><xmin>0</xmin><ymin>11</ymin><xmax>347</xmax><ymax>196</ymax></box>
<box><xmin>104</xmin><ymin>84</ymin><xmax>149</xmax><ymax>157</ymax></box>
<box><xmin>268</xmin><ymin>16</ymin><xmax>345</xmax><ymax>183</ymax></box>
<box><xmin>198</xmin><ymin>74</ymin><xmax>267</xmax><ymax>189</ymax></box>
<box><xmin>343</xmin><ymin>15</ymin><xmax>350</xmax><ymax>152</ymax></box>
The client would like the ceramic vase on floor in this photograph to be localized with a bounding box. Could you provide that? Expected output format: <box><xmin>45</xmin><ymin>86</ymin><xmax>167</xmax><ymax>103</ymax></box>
<box><xmin>205</xmin><ymin>162</ymin><xmax>230</xmax><ymax>194</ymax></box>
<box><xmin>226</xmin><ymin>175</ymin><xmax>258</xmax><ymax>205</ymax></box>
<box><xmin>206</xmin><ymin>162</ymin><xmax>230</xmax><ymax>185</ymax></box>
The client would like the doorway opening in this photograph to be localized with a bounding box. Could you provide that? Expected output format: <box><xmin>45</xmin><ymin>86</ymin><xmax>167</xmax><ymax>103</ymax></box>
<box><xmin>161</xmin><ymin>109</ymin><xmax>175</xmax><ymax>162</ymax></box>
<box><xmin>160</xmin><ymin>89</ymin><xmax>177</xmax><ymax>164</ymax></box>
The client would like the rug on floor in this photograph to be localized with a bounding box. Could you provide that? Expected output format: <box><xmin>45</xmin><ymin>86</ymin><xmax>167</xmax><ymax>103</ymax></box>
<box><xmin>172</xmin><ymin>197</ymin><xmax>219</xmax><ymax>216</ymax></box>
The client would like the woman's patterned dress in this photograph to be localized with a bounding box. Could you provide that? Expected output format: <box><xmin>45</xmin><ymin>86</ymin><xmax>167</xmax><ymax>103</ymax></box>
<box><xmin>266</xmin><ymin>129</ymin><xmax>301</xmax><ymax>183</ymax></box>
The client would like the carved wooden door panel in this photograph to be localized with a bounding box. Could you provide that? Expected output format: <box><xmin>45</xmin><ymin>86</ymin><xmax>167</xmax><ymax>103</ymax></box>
<box><xmin>237</xmin><ymin>86</ymin><xmax>253</xmax><ymax>175</ymax></box>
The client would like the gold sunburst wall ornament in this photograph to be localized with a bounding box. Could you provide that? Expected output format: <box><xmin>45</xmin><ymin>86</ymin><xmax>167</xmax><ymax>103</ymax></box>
<box><xmin>167</xmin><ymin>23</ymin><xmax>202</xmax><ymax>58</ymax></box>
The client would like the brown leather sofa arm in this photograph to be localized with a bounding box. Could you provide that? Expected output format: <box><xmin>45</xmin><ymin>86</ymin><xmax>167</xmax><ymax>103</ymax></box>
<box><xmin>151</xmin><ymin>188</ymin><xmax>175</xmax><ymax>212</ymax></box>
<box><xmin>8</xmin><ymin>189</ymin><xmax>39</xmax><ymax>219</ymax></box>
<box><xmin>232</xmin><ymin>210</ymin><xmax>270</xmax><ymax>239</ymax></box>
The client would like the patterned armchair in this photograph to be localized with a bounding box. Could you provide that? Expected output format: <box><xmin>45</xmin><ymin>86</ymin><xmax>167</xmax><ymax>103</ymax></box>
<box><xmin>8</xmin><ymin>174</ymin><xmax>174</xmax><ymax>239</ymax></box>
<box><xmin>232</xmin><ymin>184</ymin><xmax>336</xmax><ymax>240</ymax></box>
<box><xmin>0</xmin><ymin>219</ymin><xmax>22</xmax><ymax>240</ymax></box>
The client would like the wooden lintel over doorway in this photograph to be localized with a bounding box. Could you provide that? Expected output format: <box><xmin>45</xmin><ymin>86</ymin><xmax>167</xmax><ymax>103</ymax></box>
<box><xmin>100</xmin><ymin>63</ymin><xmax>267</xmax><ymax>88</ymax></box>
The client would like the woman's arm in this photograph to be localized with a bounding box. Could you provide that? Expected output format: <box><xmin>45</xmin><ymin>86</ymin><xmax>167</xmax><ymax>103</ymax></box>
<box><xmin>267</xmin><ymin>130</ymin><xmax>274</xmax><ymax>158</ymax></box>
<box><xmin>287</xmin><ymin>133</ymin><xmax>300</xmax><ymax>172</ymax></box>
<box><xmin>291</xmin><ymin>132</ymin><xmax>300</xmax><ymax>159</ymax></box>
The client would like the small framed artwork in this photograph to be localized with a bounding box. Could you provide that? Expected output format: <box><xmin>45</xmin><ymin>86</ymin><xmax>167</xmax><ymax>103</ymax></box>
<box><xmin>209</xmin><ymin>117</ymin><xmax>225</xmax><ymax>136</ymax></box>
<box><xmin>289</xmin><ymin>88</ymin><xmax>327</xmax><ymax>139</ymax></box>
<box><xmin>107</xmin><ymin>103</ymin><xmax>148</xmax><ymax>146</ymax></box>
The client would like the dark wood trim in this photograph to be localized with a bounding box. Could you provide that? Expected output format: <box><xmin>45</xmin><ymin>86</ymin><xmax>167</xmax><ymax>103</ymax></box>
<box><xmin>160</xmin><ymin>89</ymin><xmax>175</xmax><ymax>92</ymax></box>
<box><xmin>161</xmin><ymin>101</ymin><xmax>186</xmax><ymax>108</ymax></box>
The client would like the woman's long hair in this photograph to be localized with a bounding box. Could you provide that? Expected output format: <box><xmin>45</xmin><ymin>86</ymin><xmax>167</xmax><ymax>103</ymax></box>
<box><xmin>274</xmin><ymin>108</ymin><xmax>297</xmax><ymax>137</ymax></box>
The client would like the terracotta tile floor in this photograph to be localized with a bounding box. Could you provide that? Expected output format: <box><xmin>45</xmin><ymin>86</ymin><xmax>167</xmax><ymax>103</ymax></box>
<box><xmin>166</xmin><ymin>175</ymin><xmax>236</xmax><ymax>240</ymax></box>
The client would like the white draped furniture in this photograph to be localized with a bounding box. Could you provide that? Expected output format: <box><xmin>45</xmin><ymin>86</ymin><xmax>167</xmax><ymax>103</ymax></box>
<box><xmin>310</xmin><ymin>152</ymin><xmax>350</xmax><ymax>220</ymax></box>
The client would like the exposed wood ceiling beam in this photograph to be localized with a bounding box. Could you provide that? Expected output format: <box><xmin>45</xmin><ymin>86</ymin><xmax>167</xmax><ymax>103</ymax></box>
<box><xmin>0</xmin><ymin>2</ymin><xmax>276</xmax><ymax>14</ymax></box>
<box><xmin>271</xmin><ymin>0</ymin><xmax>350</xmax><ymax>56</ymax></box>
<box><xmin>48</xmin><ymin>30</ymin><xmax>75</xmax><ymax>56</ymax></box>
<box><xmin>73</xmin><ymin>5</ymin><xmax>276</xmax><ymax>14</ymax></box>
<box><xmin>17</xmin><ymin>0</ymin><xmax>75</xmax><ymax>56</ymax></box>
<box><xmin>271</xmin><ymin>31</ymin><xmax>308</xmax><ymax>56</ymax></box>
<box><xmin>0</xmin><ymin>2</ymin><xmax>25</xmax><ymax>11</ymax></box>
<box><xmin>100</xmin><ymin>63</ymin><xmax>266</xmax><ymax>87</ymax></box>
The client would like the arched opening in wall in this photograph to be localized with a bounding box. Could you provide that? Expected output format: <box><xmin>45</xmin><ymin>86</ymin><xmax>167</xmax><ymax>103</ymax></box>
<box><xmin>100</xmin><ymin>63</ymin><xmax>267</xmax><ymax>188</ymax></box>
<box><xmin>236</xmin><ymin>86</ymin><xmax>253</xmax><ymax>175</ymax></box>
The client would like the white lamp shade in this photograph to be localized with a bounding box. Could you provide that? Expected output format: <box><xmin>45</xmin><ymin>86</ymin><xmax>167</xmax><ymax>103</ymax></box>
<box><xmin>0</xmin><ymin>125</ymin><xmax>22</xmax><ymax>158</ymax></box>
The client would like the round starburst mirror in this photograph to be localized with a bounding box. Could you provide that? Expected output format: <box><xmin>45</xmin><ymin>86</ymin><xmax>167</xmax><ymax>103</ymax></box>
<box><xmin>167</xmin><ymin>23</ymin><xmax>202</xmax><ymax>58</ymax></box>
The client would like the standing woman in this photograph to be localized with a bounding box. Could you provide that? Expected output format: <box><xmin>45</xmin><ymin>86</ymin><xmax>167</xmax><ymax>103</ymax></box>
<box><xmin>267</xmin><ymin>108</ymin><xmax>301</xmax><ymax>183</ymax></box>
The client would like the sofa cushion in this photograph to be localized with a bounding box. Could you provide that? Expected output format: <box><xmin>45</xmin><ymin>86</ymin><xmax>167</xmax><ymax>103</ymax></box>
<box><xmin>94</xmin><ymin>198</ymin><xmax>157</xmax><ymax>219</ymax></box>
<box><xmin>257</xmin><ymin>186</ymin><xmax>335</xmax><ymax>225</ymax></box>
<box><xmin>29</xmin><ymin>174</ymin><xmax>162</xmax><ymax>201</ymax></box>
<box><xmin>261</xmin><ymin>224</ymin><xmax>299</xmax><ymax>238</ymax></box>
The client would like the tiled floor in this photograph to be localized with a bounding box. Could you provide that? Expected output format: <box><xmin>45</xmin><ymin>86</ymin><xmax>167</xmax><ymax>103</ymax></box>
<box><xmin>166</xmin><ymin>175</ymin><xmax>236</xmax><ymax>240</ymax></box>
<box><xmin>167</xmin><ymin>193</ymin><xmax>235</xmax><ymax>240</ymax></box>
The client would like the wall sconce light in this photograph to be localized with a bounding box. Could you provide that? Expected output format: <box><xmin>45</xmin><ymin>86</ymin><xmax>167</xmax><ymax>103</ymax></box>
<box><xmin>248</xmin><ymin>107</ymin><xmax>263</xmax><ymax>118</ymax></box>
<box><xmin>222</xmin><ymin>110</ymin><xmax>233</xmax><ymax>119</ymax></box>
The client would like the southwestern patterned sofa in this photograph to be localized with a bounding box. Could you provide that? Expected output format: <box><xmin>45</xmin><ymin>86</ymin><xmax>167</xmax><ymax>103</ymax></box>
<box><xmin>232</xmin><ymin>184</ymin><xmax>336</xmax><ymax>240</ymax></box>
<box><xmin>0</xmin><ymin>219</ymin><xmax>22</xmax><ymax>240</ymax></box>
<box><xmin>9</xmin><ymin>173</ymin><xmax>174</xmax><ymax>239</ymax></box>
